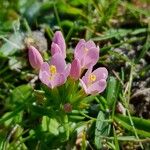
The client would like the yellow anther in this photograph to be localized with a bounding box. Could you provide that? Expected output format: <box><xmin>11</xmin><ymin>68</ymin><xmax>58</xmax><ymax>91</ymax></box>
<box><xmin>49</xmin><ymin>65</ymin><xmax>57</xmax><ymax>74</ymax></box>
<box><xmin>89</xmin><ymin>74</ymin><xmax>96</xmax><ymax>82</ymax></box>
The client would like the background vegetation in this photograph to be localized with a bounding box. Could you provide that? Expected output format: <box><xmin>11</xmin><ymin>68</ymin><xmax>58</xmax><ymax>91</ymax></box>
<box><xmin>0</xmin><ymin>0</ymin><xmax>150</xmax><ymax>149</ymax></box>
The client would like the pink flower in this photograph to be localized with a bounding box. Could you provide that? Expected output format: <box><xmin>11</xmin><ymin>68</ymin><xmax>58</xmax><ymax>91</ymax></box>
<box><xmin>39</xmin><ymin>53</ymin><xmax>70</xmax><ymax>89</ymax></box>
<box><xmin>74</xmin><ymin>39</ymin><xmax>99</xmax><ymax>69</ymax></box>
<box><xmin>51</xmin><ymin>31</ymin><xmax>66</xmax><ymax>58</ymax></box>
<box><xmin>80</xmin><ymin>67</ymin><xmax>108</xmax><ymax>95</ymax></box>
<box><xmin>70</xmin><ymin>58</ymin><xmax>81</xmax><ymax>80</ymax></box>
<box><xmin>28</xmin><ymin>46</ymin><xmax>43</xmax><ymax>70</ymax></box>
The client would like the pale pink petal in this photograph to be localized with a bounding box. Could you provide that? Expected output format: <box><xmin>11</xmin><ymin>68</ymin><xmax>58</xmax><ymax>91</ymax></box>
<box><xmin>81</xmin><ymin>67</ymin><xmax>93</xmax><ymax>85</ymax></box>
<box><xmin>74</xmin><ymin>43</ymin><xmax>86</xmax><ymax>61</ymax></box>
<box><xmin>87</xmin><ymin>79</ymin><xmax>107</xmax><ymax>95</ymax></box>
<box><xmin>86</xmin><ymin>40</ymin><xmax>96</xmax><ymax>49</ymax></box>
<box><xmin>53</xmin><ymin>31</ymin><xmax>66</xmax><ymax>58</ymax></box>
<box><xmin>83</xmin><ymin>47</ymin><xmax>99</xmax><ymax>68</ymax></box>
<box><xmin>92</xmin><ymin>67</ymin><xmax>108</xmax><ymax>81</ymax></box>
<box><xmin>49</xmin><ymin>53</ymin><xmax>66</xmax><ymax>73</ymax></box>
<box><xmin>64</xmin><ymin>63</ymin><xmax>71</xmax><ymax>77</ymax></box>
<box><xmin>39</xmin><ymin>71</ymin><xmax>52</xmax><ymax>88</ymax></box>
<box><xmin>40</xmin><ymin>62</ymin><xmax>50</xmax><ymax>75</ymax></box>
<box><xmin>79</xmin><ymin>79</ymin><xmax>88</xmax><ymax>94</ymax></box>
<box><xmin>52</xmin><ymin>74</ymin><xmax>66</xmax><ymax>88</ymax></box>
<box><xmin>70</xmin><ymin>59</ymin><xmax>81</xmax><ymax>80</ymax></box>
<box><xmin>51</xmin><ymin>42</ymin><xmax>62</xmax><ymax>56</ymax></box>
<box><xmin>75</xmin><ymin>39</ymin><xmax>85</xmax><ymax>51</ymax></box>
<box><xmin>74</xmin><ymin>39</ymin><xmax>85</xmax><ymax>59</ymax></box>
<box><xmin>28</xmin><ymin>46</ymin><xmax>43</xmax><ymax>70</ymax></box>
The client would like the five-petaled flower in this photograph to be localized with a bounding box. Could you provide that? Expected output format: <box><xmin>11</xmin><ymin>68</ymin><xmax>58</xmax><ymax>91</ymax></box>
<box><xmin>74</xmin><ymin>39</ymin><xmax>99</xmax><ymax>69</ymax></box>
<box><xmin>80</xmin><ymin>67</ymin><xmax>108</xmax><ymax>95</ymax></box>
<box><xmin>39</xmin><ymin>53</ymin><xmax>70</xmax><ymax>89</ymax></box>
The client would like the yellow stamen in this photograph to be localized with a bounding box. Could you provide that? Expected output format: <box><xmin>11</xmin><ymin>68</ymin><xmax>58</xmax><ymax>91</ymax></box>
<box><xmin>49</xmin><ymin>65</ymin><xmax>57</xmax><ymax>74</ymax></box>
<box><xmin>89</xmin><ymin>74</ymin><xmax>96</xmax><ymax>82</ymax></box>
<box><xmin>49</xmin><ymin>65</ymin><xmax>57</xmax><ymax>80</ymax></box>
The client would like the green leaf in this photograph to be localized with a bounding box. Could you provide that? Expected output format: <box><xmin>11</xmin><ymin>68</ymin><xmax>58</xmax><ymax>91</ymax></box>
<box><xmin>114</xmin><ymin>114</ymin><xmax>150</xmax><ymax>137</ymax></box>
<box><xmin>23</xmin><ymin>1</ymin><xmax>41</xmax><ymax>22</ymax></box>
<box><xmin>135</xmin><ymin>25</ymin><xmax>150</xmax><ymax>63</ymax></box>
<box><xmin>0</xmin><ymin>139</ymin><xmax>5</xmax><ymax>150</ymax></box>
<box><xmin>0</xmin><ymin>32</ymin><xmax>24</xmax><ymax>57</ymax></box>
<box><xmin>116</xmin><ymin>114</ymin><xmax>150</xmax><ymax>132</ymax></box>
<box><xmin>42</xmin><ymin>116</ymin><xmax>59</xmax><ymax>136</ymax></box>
<box><xmin>69</xmin><ymin>0</ymin><xmax>91</xmax><ymax>6</ymax></box>
<box><xmin>91</xmin><ymin>28</ymin><xmax>147</xmax><ymax>41</ymax></box>
<box><xmin>105</xmin><ymin>136</ymin><xmax>145</xmax><ymax>141</ymax></box>
<box><xmin>106</xmin><ymin>76</ymin><xmax>119</xmax><ymax>109</ymax></box>
<box><xmin>0</xmin><ymin>85</ymin><xmax>33</xmax><ymax>124</ymax></box>
<box><xmin>0</xmin><ymin>105</ymin><xmax>24</xmax><ymax>124</ymax></box>
<box><xmin>95</xmin><ymin>111</ymin><xmax>110</xmax><ymax>149</ymax></box>
<box><xmin>11</xmin><ymin>84</ymin><xmax>33</xmax><ymax>104</ymax></box>
<box><xmin>113</xmin><ymin>126</ymin><xmax>120</xmax><ymax>150</ymax></box>
<box><xmin>2</xmin><ymin>111</ymin><xmax>23</xmax><ymax>127</ymax></box>
<box><xmin>1</xmin><ymin>112</ymin><xmax>13</xmax><ymax>127</ymax></box>
<box><xmin>122</xmin><ymin>2</ymin><xmax>149</xmax><ymax>17</ymax></box>
<box><xmin>56</xmin><ymin>2</ymin><xmax>87</xmax><ymax>19</ymax></box>
<box><xmin>60</xmin><ymin>20</ymin><xmax>74</xmax><ymax>28</ymax></box>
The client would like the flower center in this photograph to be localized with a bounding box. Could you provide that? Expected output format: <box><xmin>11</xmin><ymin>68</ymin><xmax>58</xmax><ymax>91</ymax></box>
<box><xmin>89</xmin><ymin>74</ymin><xmax>96</xmax><ymax>82</ymax></box>
<box><xmin>49</xmin><ymin>65</ymin><xmax>57</xmax><ymax>80</ymax></box>
<box><xmin>49</xmin><ymin>65</ymin><xmax>57</xmax><ymax>74</ymax></box>
<box><xmin>84</xmin><ymin>47</ymin><xmax>89</xmax><ymax>53</ymax></box>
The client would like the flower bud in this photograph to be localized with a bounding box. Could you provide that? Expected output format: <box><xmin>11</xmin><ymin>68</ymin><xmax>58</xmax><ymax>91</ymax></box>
<box><xmin>52</xmin><ymin>31</ymin><xmax>66</xmax><ymax>58</ymax></box>
<box><xmin>28</xmin><ymin>46</ymin><xmax>43</xmax><ymax>70</ymax></box>
<box><xmin>70</xmin><ymin>59</ymin><xmax>81</xmax><ymax>80</ymax></box>
<box><xmin>64</xmin><ymin>103</ymin><xmax>72</xmax><ymax>113</ymax></box>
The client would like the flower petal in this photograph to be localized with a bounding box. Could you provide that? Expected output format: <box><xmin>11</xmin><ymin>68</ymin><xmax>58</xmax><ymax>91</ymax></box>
<box><xmin>70</xmin><ymin>59</ymin><xmax>81</xmax><ymax>80</ymax></box>
<box><xmin>51</xmin><ymin>42</ymin><xmax>62</xmax><ymax>56</ymax></box>
<box><xmin>40</xmin><ymin>62</ymin><xmax>50</xmax><ymax>74</ymax></box>
<box><xmin>28</xmin><ymin>46</ymin><xmax>43</xmax><ymax>70</ymax></box>
<box><xmin>87</xmin><ymin>79</ymin><xmax>107</xmax><ymax>95</ymax></box>
<box><xmin>52</xmin><ymin>74</ymin><xmax>66</xmax><ymax>88</ymax></box>
<box><xmin>83</xmin><ymin>47</ymin><xmax>99</xmax><ymax>68</ymax></box>
<box><xmin>53</xmin><ymin>31</ymin><xmax>66</xmax><ymax>58</ymax></box>
<box><xmin>39</xmin><ymin>71</ymin><xmax>52</xmax><ymax>88</ymax></box>
<box><xmin>86</xmin><ymin>40</ymin><xmax>96</xmax><ymax>49</ymax></box>
<box><xmin>64</xmin><ymin>63</ymin><xmax>71</xmax><ymax>77</ymax></box>
<box><xmin>50</xmin><ymin>53</ymin><xmax>66</xmax><ymax>73</ymax></box>
<box><xmin>74</xmin><ymin>39</ymin><xmax>86</xmax><ymax>60</ymax></box>
<box><xmin>74</xmin><ymin>43</ymin><xmax>86</xmax><ymax>61</ymax></box>
<box><xmin>74</xmin><ymin>39</ymin><xmax>85</xmax><ymax>53</ymax></box>
<box><xmin>81</xmin><ymin>66</ymin><xmax>93</xmax><ymax>85</ymax></box>
<box><xmin>79</xmin><ymin>79</ymin><xmax>88</xmax><ymax>94</ymax></box>
<box><xmin>92</xmin><ymin>67</ymin><xmax>108</xmax><ymax>81</ymax></box>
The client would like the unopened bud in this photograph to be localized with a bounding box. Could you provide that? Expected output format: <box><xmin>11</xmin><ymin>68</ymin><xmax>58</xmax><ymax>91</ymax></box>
<box><xmin>28</xmin><ymin>46</ymin><xmax>43</xmax><ymax>70</ymax></box>
<box><xmin>64</xmin><ymin>103</ymin><xmax>72</xmax><ymax>113</ymax></box>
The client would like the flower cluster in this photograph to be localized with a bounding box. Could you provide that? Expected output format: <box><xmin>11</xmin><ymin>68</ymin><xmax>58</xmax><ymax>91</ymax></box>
<box><xmin>28</xmin><ymin>31</ymin><xmax>108</xmax><ymax>95</ymax></box>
